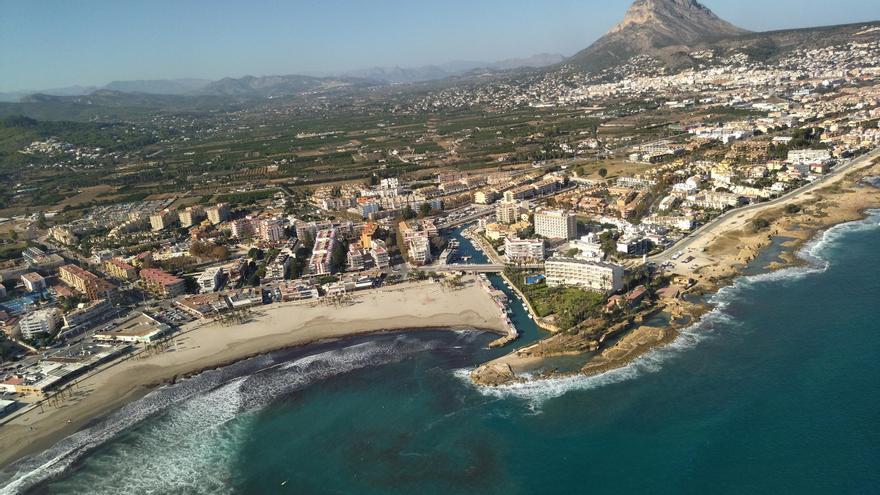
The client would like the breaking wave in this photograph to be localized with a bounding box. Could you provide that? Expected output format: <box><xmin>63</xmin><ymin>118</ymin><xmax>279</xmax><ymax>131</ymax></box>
<box><xmin>0</xmin><ymin>335</ymin><xmax>446</xmax><ymax>494</ymax></box>
<box><xmin>460</xmin><ymin>209</ymin><xmax>880</xmax><ymax>407</ymax></box>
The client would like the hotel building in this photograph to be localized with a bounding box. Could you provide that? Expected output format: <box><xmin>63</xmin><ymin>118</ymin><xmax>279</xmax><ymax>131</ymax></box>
<box><xmin>544</xmin><ymin>257</ymin><xmax>625</xmax><ymax>293</ymax></box>
<box><xmin>534</xmin><ymin>209</ymin><xmax>578</xmax><ymax>240</ymax></box>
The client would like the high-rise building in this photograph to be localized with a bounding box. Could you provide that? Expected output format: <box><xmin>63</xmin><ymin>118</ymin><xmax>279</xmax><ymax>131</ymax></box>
<box><xmin>258</xmin><ymin>217</ymin><xmax>285</xmax><ymax>243</ymax></box>
<box><xmin>534</xmin><ymin>209</ymin><xmax>577</xmax><ymax>240</ymax></box>
<box><xmin>149</xmin><ymin>209</ymin><xmax>177</xmax><ymax>231</ymax></box>
<box><xmin>178</xmin><ymin>206</ymin><xmax>206</xmax><ymax>228</ymax></box>
<box><xmin>495</xmin><ymin>201</ymin><xmax>521</xmax><ymax>225</ymax></box>
<box><xmin>206</xmin><ymin>203</ymin><xmax>231</xmax><ymax>225</ymax></box>
<box><xmin>231</xmin><ymin>218</ymin><xmax>256</xmax><ymax>239</ymax></box>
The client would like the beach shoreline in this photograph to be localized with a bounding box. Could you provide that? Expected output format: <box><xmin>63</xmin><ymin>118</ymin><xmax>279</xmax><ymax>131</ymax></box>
<box><xmin>0</xmin><ymin>277</ymin><xmax>506</xmax><ymax>470</ymax></box>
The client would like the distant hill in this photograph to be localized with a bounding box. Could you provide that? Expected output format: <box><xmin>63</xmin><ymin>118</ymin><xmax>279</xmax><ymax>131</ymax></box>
<box><xmin>200</xmin><ymin>74</ymin><xmax>377</xmax><ymax>97</ymax></box>
<box><xmin>103</xmin><ymin>78</ymin><xmax>211</xmax><ymax>95</ymax></box>
<box><xmin>343</xmin><ymin>53</ymin><xmax>567</xmax><ymax>84</ymax></box>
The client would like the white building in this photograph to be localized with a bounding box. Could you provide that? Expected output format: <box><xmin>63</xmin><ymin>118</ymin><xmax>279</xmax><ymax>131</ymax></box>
<box><xmin>197</xmin><ymin>267</ymin><xmax>225</xmax><ymax>293</ymax></box>
<box><xmin>534</xmin><ymin>209</ymin><xmax>577</xmax><ymax>240</ymax></box>
<box><xmin>258</xmin><ymin>217</ymin><xmax>286</xmax><ymax>243</ymax></box>
<box><xmin>544</xmin><ymin>257</ymin><xmax>624</xmax><ymax>293</ymax></box>
<box><xmin>787</xmin><ymin>149</ymin><xmax>832</xmax><ymax>164</ymax></box>
<box><xmin>371</xmin><ymin>239</ymin><xmax>390</xmax><ymax>269</ymax></box>
<box><xmin>570</xmin><ymin>233</ymin><xmax>604</xmax><ymax>261</ymax></box>
<box><xmin>19</xmin><ymin>308</ymin><xmax>62</xmax><ymax>340</ymax></box>
<box><xmin>504</xmin><ymin>237</ymin><xmax>545</xmax><ymax>263</ymax></box>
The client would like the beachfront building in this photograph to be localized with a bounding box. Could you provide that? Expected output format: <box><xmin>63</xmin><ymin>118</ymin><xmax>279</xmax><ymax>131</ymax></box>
<box><xmin>347</xmin><ymin>242</ymin><xmax>367</xmax><ymax>271</ymax></box>
<box><xmin>140</xmin><ymin>268</ymin><xmax>186</xmax><ymax>298</ymax></box>
<box><xmin>61</xmin><ymin>299</ymin><xmax>113</xmax><ymax>336</ymax></box>
<box><xmin>504</xmin><ymin>237</ymin><xmax>545</xmax><ymax>263</ymax></box>
<box><xmin>206</xmin><ymin>203</ymin><xmax>231</xmax><ymax>225</ymax></box>
<box><xmin>787</xmin><ymin>149</ymin><xmax>832</xmax><ymax>164</ymax></box>
<box><xmin>544</xmin><ymin>257</ymin><xmax>625</xmax><ymax>293</ymax></box>
<box><xmin>20</xmin><ymin>272</ymin><xmax>46</xmax><ymax>293</ymax></box>
<box><xmin>399</xmin><ymin>220</ymin><xmax>437</xmax><ymax>266</ymax></box>
<box><xmin>534</xmin><ymin>209</ymin><xmax>577</xmax><ymax>240</ymax></box>
<box><xmin>276</xmin><ymin>281</ymin><xmax>320</xmax><ymax>302</ymax></box>
<box><xmin>59</xmin><ymin>264</ymin><xmax>116</xmax><ymax>301</ymax></box>
<box><xmin>371</xmin><ymin>239</ymin><xmax>391</xmax><ymax>269</ymax></box>
<box><xmin>19</xmin><ymin>308</ymin><xmax>62</xmax><ymax>340</ymax></box>
<box><xmin>175</xmin><ymin>294</ymin><xmax>231</xmax><ymax>319</ymax></box>
<box><xmin>95</xmin><ymin>312</ymin><xmax>171</xmax><ymax>343</ymax></box>
<box><xmin>197</xmin><ymin>267</ymin><xmax>225</xmax><ymax>293</ymax></box>
<box><xmin>104</xmin><ymin>258</ymin><xmax>138</xmax><ymax>281</ymax></box>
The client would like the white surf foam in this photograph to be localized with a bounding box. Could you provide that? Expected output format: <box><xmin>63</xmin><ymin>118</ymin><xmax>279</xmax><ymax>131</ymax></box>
<box><xmin>0</xmin><ymin>334</ymin><xmax>444</xmax><ymax>494</ymax></box>
<box><xmin>460</xmin><ymin>209</ymin><xmax>880</xmax><ymax>407</ymax></box>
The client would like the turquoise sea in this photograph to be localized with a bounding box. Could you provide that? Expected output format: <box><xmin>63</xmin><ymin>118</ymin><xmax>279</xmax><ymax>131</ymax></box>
<box><xmin>2</xmin><ymin>211</ymin><xmax>880</xmax><ymax>494</ymax></box>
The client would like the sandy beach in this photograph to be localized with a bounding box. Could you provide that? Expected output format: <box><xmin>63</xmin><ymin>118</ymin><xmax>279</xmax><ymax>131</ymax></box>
<box><xmin>0</xmin><ymin>277</ymin><xmax>505</xmax><ymax>469</ymax></box>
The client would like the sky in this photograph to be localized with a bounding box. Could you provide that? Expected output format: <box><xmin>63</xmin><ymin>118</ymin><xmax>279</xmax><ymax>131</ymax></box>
<box><xmin>2</xmin><ymin>0</ymin><xmax>880</xmax><ymax>92</ymax></box>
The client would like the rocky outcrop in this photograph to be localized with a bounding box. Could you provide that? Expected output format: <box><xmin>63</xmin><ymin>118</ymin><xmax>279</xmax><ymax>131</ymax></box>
<box><xmin>470</xmin><ymin>363</ymin><xmax>523</xmax><ymax>387</ymax></box>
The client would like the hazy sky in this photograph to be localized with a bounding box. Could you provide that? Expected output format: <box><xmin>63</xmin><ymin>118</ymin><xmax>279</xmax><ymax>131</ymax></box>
<box><xmin>2</xmin><ymin>0</ymin><xmax>879</xmax><ymax>92</ymax></box>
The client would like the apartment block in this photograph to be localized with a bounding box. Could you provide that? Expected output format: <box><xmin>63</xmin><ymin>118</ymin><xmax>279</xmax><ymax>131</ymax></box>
<box><xmin>59</xmin><ymin>264</ymin><xmax>116</xmax><ymax>301</ymax></box>
<box><xmin>140</xmin><ymin>268</ymin><xmax>186</xmax><ymax>298</ymax></box>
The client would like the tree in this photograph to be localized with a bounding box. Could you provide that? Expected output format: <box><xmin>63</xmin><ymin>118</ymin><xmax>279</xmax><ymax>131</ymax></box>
<box><xmin>330</xmin><ymin>240</ymin><xmax>347</xmax><ymax>273</ymax></box>
<box><xmin>784</xmin><ymin>204</ymin><xmax>802</xmax><ymax>215</ymax></box>
<box><xmin>248</xmin><ymin>248</ymin><xmax>264</xmax><ymax>260</ymax></box>
<box><xmin>598</xmin><ymin>168</ymin><xmax>608</xmax><ymax>178</ymax></box>
<box><xmin>8</xmin><ymin>230</ymin><xmax>17</xmax><ymax>242</ymax></box>
<box><xmin>402</xmin><ymin>206</ymin><xmax>416</xmax><ymax>220</ymax></box>
<box><xmin>751</xmin><ymin>218</ymin><xmax>771</xmax><ymax>232</ymax></box>
<box><xmin>419</xmin><ymin>203</ymin><xmax>432</xmax><ymax>218</ymax></box>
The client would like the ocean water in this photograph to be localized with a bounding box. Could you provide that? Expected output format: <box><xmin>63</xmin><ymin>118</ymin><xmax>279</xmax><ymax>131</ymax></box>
<box><xmin>3</xmin><ymin>211</ymin><xmax>880</xmax><ymax>494</ymax></box>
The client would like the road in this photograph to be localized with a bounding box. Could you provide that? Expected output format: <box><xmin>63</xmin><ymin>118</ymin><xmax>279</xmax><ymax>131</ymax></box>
<box><xmin>650</xmin><ymin>148</ymin><xmax>880</xmax><ymax>264</ymax></box>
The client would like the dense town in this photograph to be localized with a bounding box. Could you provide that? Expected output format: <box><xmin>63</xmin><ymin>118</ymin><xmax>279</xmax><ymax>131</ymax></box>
<box><xmin>2</xmin><ymin>27</ymin><xmax>880</xmax><ymax>420</ymax></box>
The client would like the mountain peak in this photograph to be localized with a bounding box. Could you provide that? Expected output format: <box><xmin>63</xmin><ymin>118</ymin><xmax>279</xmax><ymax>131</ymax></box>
<box><xmin>610</xmin><ymin>0</ymin><xmax>748</xmax><ymax>41</ymax></box>
<box><xmin>568</xmin><ymin>0</ymin><xmax>748</xmax><ymax>72</ymax></box>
